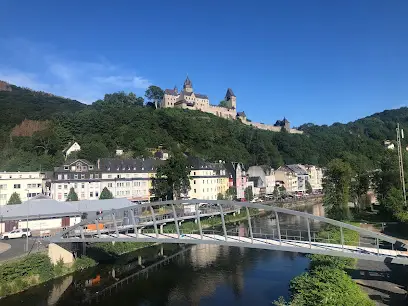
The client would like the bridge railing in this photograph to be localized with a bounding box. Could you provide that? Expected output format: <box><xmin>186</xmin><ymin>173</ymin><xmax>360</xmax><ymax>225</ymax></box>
<box><xmin>52</xmin><ymin>199</ymin><xmax>406</xmax><ymax>257</ymax></box>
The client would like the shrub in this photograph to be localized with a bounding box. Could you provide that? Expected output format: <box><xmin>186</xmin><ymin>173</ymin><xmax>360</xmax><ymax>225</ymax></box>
<box><xmin>73</xmin><ymin>256</ymin><xmax>97</xmax><ymax>271</ymax></box>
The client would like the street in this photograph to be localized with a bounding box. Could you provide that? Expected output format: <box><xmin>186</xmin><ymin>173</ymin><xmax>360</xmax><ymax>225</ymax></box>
<box><xmin>0</xmin><ymin>237</ymin><xmax>47</xmax><ymax>262</ymax></box>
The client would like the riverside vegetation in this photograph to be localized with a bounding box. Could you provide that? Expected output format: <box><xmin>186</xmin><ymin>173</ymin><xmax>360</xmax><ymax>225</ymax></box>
<box><xmin>275</xmin><ymin>225</ymin><xmax>373</xmax><ymax>306</ymax></box>
<box><xmin>0</xmin><ymin>253</ymin><xmax>96</xmax><ymax>297</ymax></box>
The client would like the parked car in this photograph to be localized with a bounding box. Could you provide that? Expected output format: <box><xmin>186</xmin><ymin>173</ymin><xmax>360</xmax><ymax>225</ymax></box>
<box><xmin>1</xmin><ymin>228</ymin><xmax>32</xmax><ymax>240</ymax></box>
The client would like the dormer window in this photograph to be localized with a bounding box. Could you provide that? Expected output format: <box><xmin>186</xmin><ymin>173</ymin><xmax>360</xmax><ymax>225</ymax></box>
<box><xmin>64</xmin><ymin>166</ymin><xmax>69</xmax><ymax>170</ymax></box>
<box><xmin>89</xmin><ymin>165</ymin><xmax>93</xmax><ymax>170</ymax></box>
<box><xmin>107</xmin><ymin>167</ymin><xmax>111</xmax><ymax>171</ymax></box>
<box><xmin>141</xmin><ymin>167</ymin><xmax>144</xmax><ymax>171</ymax></box>
<box><xmin>133</xmin><ymin>167</ymin><xmax>136</xmax><ymax>170</ymax></box>
<box><xmin>122</xmin><ymin>167</ymin><xmax>125</xmax><ymax>171</ymax></box>
<box><xmin>117</xmin><ymin>167</ymin><xmax>120</xmax><ymax>171</ymax></box>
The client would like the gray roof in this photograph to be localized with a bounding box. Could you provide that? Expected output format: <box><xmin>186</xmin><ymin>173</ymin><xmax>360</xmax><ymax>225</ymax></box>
<box><xmin>98</xmin><ymin>158</ymin><xmax>165</xmax><ymax>173</ymax></box>
<box><xmin>286</xmin><ymin>164</ymin><xmax>308</xmax><ymax>176</ymax></box>
<box><xmin>195</xmin><ymin>93</ymin><xmax>208</xmax><ymax>99</ymax></box>
<box><xmin>165</xmin><ymin>89</ymin><xmax>178</xmax><ymax>96</ymax></box>
<box><xmin>1</xmin><ymin>197</ymin><xmax>134</xmax><ymax>220</ymax></box>
<box><xmin>54</xmin><ymin>159</ymin><xmax>96</xmax><ymax>172</ymax></box>
<box><xmin>237</xmin><ymin>111</ymin><xmax>246</xmax><ymax>117</ymax></box>
<box><xmin>225</xmin><ymin>88</ymin><xmax>235</xmax><ymax>99</ymax></box>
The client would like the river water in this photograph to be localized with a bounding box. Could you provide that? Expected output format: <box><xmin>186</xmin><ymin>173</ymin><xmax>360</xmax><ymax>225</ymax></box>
<box><xmin>2</xmin><ymin>203</ymin><xmax>325</xmax><ymax>306</ymax></box>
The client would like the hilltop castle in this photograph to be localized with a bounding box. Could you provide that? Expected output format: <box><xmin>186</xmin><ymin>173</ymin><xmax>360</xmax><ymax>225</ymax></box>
<box><xmin>161</xmin><ymin>77</ymin><xmax>303</xmax><ymax>134</ymax></box>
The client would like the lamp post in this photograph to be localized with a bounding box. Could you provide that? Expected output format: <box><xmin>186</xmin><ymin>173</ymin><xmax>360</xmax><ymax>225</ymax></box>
<box><xmin>25</xmin><ymin>189</ymin><xmax>29</xmax><ymax>253</ymax></box>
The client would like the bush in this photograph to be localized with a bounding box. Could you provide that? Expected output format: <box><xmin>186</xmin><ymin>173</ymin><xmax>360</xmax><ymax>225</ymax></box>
<box><xmin>90</xmin><ymin>242</ymin><xmax>154</xmax><ymax>256</ymax></box>
<box><xmin>73</xmin><ymin>256</ymin><xmax>97</xmax><ymax>271</ymax></box>
<box><xmin>289</xmin><ymin>267</ymin><xmax>374</xmax><ymax>305</ymax></box>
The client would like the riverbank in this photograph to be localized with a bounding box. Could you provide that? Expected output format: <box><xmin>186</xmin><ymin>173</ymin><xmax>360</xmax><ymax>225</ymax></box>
<box><xmin>0</xmin><ymin>252</ymin><xmax>96</xmax><ymax>298</ymax></box>
<box><xmin>275</xmin><ymin>224</ymin><xmax>374</xmax><ymax>305</ymax></box>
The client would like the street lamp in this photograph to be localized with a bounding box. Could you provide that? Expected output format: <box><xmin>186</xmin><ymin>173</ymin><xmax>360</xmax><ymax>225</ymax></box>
<box><xmin>25</xmin><ymin>189</ymin><xmax>29</xmax><ymax>253</ymax></box>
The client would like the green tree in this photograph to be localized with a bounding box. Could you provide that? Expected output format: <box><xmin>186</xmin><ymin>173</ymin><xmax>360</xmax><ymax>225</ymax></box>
<box><xmin>273</xmin><ymin>186</ymin><xmax>279</xmax><ymax>198</ymax></box>
<box><xmin>323</xmin><ymin>159</ymin><xmax>353</xmax><ymax>220</ymax></box>
<box><xmin>217</xmin><ymin>193</ymin><xmax>225</xmax><ymax>200</ymax></box>
<box><xmin>244</xmin><ymin>186</ymin><xmax>254</xmax><ymax>201</ymax></box>
<box><xmin>78</xmin><ymin>142</ymin><xmax>110</xmax><ymax>163</ymax></box>
<box><xmin>305</xmin><ymin>180</ymin><xmax>313</xmax><ymax>194</ymax></box>
<box><xmin>145</xmin><ymin>85</ymin><xmax>164</xmax><ymax>108</ymax></box>
<box><xmin>225</xmin><ymin>187</ymin><xmax>237</xmax><ymax>200</ymax></box>
<box><xmin>7</xmin><ymin>192</ymin><xmax>22</xmax><ymax>205</ymax></box>
<box><xmin>66</xmin><ymin>187</ymin><xmax>78</xmax><ymax>201</ymax></box>
<box><xmin>153</xmin><ymin>154</ymin><xmax>190</xmax><ymax>200</ymax></box>
<box><xmin>99</xmin><ymin>187</ymin><xmax>114</xmax><ymax>199</ymax></box>
<box><xmin>218</xmin><ymin>100</ymin><xmax>228</xmax><ymax>108</ymax></box>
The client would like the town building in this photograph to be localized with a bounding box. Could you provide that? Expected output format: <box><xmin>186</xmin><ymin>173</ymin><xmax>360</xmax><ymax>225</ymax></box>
<box><xmin>384</xmin><ymin>140</ymin><xmax>395</xmax><ymax>150</ymax></box>
<box><xmin>161</xmin><ymin>77</ymin><xmax>303</xmax><ymax>134</ymax></box>
<box><xmin>97</xmin><ymin>158</ymin><xmax>165</xmax><ymax>202</ymax></box>
<box><xmin>0</xmin><ymin>171</ymin><xmax>46</xmax><ymax>205</ymax></box>
<box><xmin>299</xmin><ymin>165</ymin><xmax>323</xmax><ymax>192</ymax></box>
<box><xmin>187</xmin><ymin>157</ymin><xmax>229</xmax><ymax>200</ymax></box>
<box><xmin>247</xmin><ymin>165</ymin><xmax>276</xmax><ymax>197</ymax></box>
<box><xmin>63</xmin><ymin>141</ymin><xmax>81</xmax><ymax>159</ymax></box>
<box><xmin>275</xmin><ymin>165</ymin><xmax>309</xmax><ymax>193</ymax></box>
<box><xmin>50</xmin><ymin>159</ymin><xmax>102</xmax><ymax>201</ymax></box>
<box><xmin>225</xmin><ymin>162</ymin><xmax>247</xmax><ymax>200</ymax></box>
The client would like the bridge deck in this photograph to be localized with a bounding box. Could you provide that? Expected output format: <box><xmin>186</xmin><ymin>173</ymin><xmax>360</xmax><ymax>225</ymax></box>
<box><xmin>51</xmin><ymin>233</ymin><xmax>408</xmax><ymax>265</ymax></box>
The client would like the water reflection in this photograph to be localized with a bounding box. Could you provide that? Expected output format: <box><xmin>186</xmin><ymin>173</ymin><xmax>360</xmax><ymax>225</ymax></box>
<box><xmin>1</xmin><ymin>203</ymin><xmax>323</xmax><ymax>306</ymax></box>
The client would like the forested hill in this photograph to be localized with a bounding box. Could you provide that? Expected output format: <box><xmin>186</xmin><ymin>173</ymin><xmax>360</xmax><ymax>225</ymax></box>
<box><xmin>0</xmin><ymin>83</ymin><xmax>405</xmax><ymax>173</ymax></box>
<box><xmin>0</xmin><ymin>82</ymin><xmax>86</xmax><ymax>130</ymax></box>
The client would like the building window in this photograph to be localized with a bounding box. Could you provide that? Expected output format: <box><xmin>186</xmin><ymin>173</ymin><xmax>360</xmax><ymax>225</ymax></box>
<box><xmin>64</xmin><ymin>174</ymin><xmax>68</xmax><ymax>180</ymax></box>
<box><xmin>194</xmin><ymin>172</ymin><xmax>196</xmax><ymax>175</ymax></box>
<box><xmin>58</xmin><ymin>193</ymin><xmax>62</xmax><ymax>200</ymax></box>
<box><xmin>95</xmin><ymin>174</ymin><xmax>99</xmax><ymax>179</ymax></box>
<box><xmin>108</xmin><ymin>175</ymin><xmax>112</xmax><ymax>179</ymax></box>
<box><xmin>89</xmin><ymin>166</ymin><xmax>93</xmax><ymax>170</ymax></box>
<box><xmin>90</xmin><ymin>192</ymin><xmax>93</xmax><ymax>197</ymax></box>
<box><xmin>74</xmin><ymin>174</ymin><xmax>78</xmax><ymax>179</ymax></box>
<box><xmin>64</xmin><ymin>166</ymin><xmax>69</xmax><ymax>170</ymax></box>
<box><xmin>194</xmin><ymin>189</ymin><xmax>197</xmax><ymax>193</ymax></box>
<box><xmin>90</xmin><ymin>174</ymin><xmax>93</xmax><ymax>179</ymax></box>
<box><xmin>81</xmin><ymin>183</ymin><xmax>85</xmax><ymax>189</ymax></box>
<box><xmin>58</xmin><ymin>185</ymin><xmax>62</xmax><ymax>189</ymax></box>
<box><xmin>81</xmin><ymin>193</ymin><xmax>85</xmax><ymax>198</ymax></box>
<box><xmin>14</xmin><ymin>184</ymin><xmax>21</xmax><ymax>189</ymax></box>
<box><xmin>58</xmin><ymin>174</ymin><xmax>62</xmax><ymax>180</ymax></box>
<box><xmin>81</xmin><ymin>174</ymin><xmax>85</xmax><ymax>179</ymax></box>
<box><xmin>194</xmin><ymin>180</ymin><xmax>196</xmax><ymax>184</ymax></box>
<box><xmin>108</xmin><ymin>183</ymin><xmax>112</xmax><ymax>187</ymax></box>
<box><xmin>64</xmin><ymin>193</ymin><xmax>68</xmax><ymax>198</ymax></box>
<box><xmin>96</xmin><ymin>192</ymin><xmax>99</xmax><ymax>197</ymax></box>
<box><xmin>64</xmin><ymin>185</ymin><xmax>68</xmax><ymax>189</ymax></box>
<box><xmin>82</xmin><ymin>166</ymin><xmax>87</xmax><ymax>171</ymax></box>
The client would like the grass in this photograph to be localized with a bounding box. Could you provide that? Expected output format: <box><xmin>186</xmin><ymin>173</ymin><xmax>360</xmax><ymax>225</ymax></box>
<box><xmin>0</xmin><ymin>252</ymin><xmax>96</xmax><ymax>297</ymax></box>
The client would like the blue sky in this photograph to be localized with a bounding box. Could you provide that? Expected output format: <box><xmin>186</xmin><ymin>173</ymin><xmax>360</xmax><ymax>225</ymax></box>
<box><xmin>1</xmin><ymin>1</ymin><xmax>408</xmax><ymax>126</ymax></box>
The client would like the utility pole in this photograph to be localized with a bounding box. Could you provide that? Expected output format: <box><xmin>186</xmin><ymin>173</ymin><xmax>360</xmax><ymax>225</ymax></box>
<box><xmin>396</xmin><ymin>123</ymin><xmax>407</xmax><ymax>206</ymax></box>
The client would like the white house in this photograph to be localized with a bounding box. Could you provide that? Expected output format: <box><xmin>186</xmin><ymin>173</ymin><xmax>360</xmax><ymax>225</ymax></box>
<box><xmin>63</xmin><ymin>142</ymin><xmax>81</xmax><ymax>159</ymax></box>
<box><xmin>0</xmin><ymin>172</ymin><xmax>46</xmax><ymax>205</ymax></box>
<box><xmin>247</xmin><ymin>165</ymin><xmax>276</xmax><ymax>195</ymax></box>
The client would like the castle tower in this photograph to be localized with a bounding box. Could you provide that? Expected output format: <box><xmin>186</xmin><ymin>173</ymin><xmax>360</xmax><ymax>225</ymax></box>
<box><xmin>283</xmin><ymin>117</ymin><xmax>290</xmax><ymax>131</ymax></box>
<box><xmin>183</xmin><ymin>76</ymin><xmax>193</xmax><ymax>93</ymax></box>
<box><xmin>225</xmin><ymin>88</ymin><xmax>236</xmax><ymax>109</ymax></box>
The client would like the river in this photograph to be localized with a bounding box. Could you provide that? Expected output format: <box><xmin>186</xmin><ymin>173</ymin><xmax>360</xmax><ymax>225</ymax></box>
<box><xmin>1</xmin><ymin>203</ymin><xmax>325</xmax><ymax>306</ymax></box>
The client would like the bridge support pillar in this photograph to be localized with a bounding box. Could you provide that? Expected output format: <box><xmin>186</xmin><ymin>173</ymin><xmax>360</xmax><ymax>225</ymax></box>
<box><xmin>82</xmin><ymin>242</ymin><xmax>87</xmax><ymax>256</ymax></box>
<box><xmin>138</xmin><ymin>255</ymin><xmax>142</xmax><ymax>266</ymax></box>
<box><xmin>48</xmin><ymin>243</ymin><xmax>74</xmax><ymax>266</ymax></box>
<box><xmin>160</xmin><ymin>245</ymin><xmax>164</xmax><ymax>256</ymax></box>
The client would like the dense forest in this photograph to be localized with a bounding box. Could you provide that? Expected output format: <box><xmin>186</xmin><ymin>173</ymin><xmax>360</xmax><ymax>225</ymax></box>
<box><xmin>0</xmin><ymin>82</ymin><xmax>406</xmax><ymax>173</ymax></box>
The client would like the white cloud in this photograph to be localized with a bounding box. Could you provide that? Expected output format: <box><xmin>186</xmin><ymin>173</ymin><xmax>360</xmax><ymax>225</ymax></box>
<box><xmin>0</xmin><ymin>39</ymin><xmax>151</xmax><ymax>103</ymax></box>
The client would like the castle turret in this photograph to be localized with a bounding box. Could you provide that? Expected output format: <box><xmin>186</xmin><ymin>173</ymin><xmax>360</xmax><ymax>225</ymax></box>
<box><xmin>183</xmin><ymin>76</ymin><xmax>193</xmax><ymax>93</ymax></box>
<box><xmin>225</xmin><ymin>88</ymin><xmax>236</xmax><ymax>109</ymax></box>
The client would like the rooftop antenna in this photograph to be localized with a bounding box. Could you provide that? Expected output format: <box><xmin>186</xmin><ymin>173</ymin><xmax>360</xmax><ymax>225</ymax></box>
<box><xmin>396</xmin><ymin>123</ymin><xmax>406</xmax><ymax>206</ymax></box>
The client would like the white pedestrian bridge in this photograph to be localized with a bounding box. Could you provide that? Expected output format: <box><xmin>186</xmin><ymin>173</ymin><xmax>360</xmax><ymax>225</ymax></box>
<box><xmin>49</xmin><ymin>200</ymin><xmax>408</xmax><ymax>265</ymax></box>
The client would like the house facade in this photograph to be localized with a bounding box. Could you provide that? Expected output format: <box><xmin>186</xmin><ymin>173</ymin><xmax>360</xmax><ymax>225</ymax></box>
<box><xmin>0</xmin><ymin>172</ymin><xmax>45</xmax><ymax>205</ymax></box>
<box><xmin>50</xmin><ymin>159</ymin><xmax>102</xmax><ymax>201</ymax></box>
<box><xmin>97</xmin><ymin>158</ymin><xmax>165</xmax><ymax>202</ymax></box>
<box><xmin>275</xmin><ymin>165</ymin><xmax>309</xmax><ymax>193</ymax></box>
<box><xmin>187</xmin><ymin>157</ymin><xmax>229</xmax><ymax>200</ymax></box>
<box><xmin>63</xmin><ymin>141</ymin><xmax>81</xmax><ymax>159</ymax></box>
<box><xmin>247</xmin><ymin>165</ymin><xmax>276</xmax><ymax>196</ymax></box>
<box><xmin>225</xmin><ymin>162</ymin><xmax>247</xmax><ymax>200</ymax></box>
<box><xmin>299</xmin><ymin>165</ymin><xmax>323</xmax><ymax>191</ymax></box>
